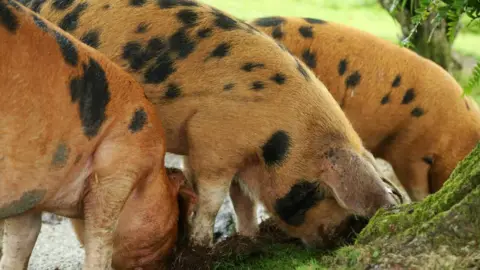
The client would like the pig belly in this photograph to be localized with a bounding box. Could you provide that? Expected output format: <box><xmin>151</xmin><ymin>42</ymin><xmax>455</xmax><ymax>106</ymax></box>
<box><xmin>0</xmin><ymin>157</ymin><xmax>93</xmax><ymax>219</ymax></box>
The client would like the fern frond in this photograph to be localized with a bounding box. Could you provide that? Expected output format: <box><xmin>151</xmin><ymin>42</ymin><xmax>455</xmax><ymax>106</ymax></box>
<box><xmin>466</xmin><ymin>62</ymin><xmax>480</xmax><ymax>95</ymax></box>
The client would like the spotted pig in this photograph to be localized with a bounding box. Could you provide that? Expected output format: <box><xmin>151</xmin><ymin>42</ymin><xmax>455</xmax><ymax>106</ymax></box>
<box><xmin>251</xmin><ymin>16</ymin><xmax>480</xmax><ymax>201</ymax></box>
<box><xmin>25</xmin><ymin>0</ymin><xmax>404</xmax><ymax>248</ymax></box>
<box><xmin>0</xmin><ymin>1</ymin><xmax>189</xmax><ymax>269</ymax></box>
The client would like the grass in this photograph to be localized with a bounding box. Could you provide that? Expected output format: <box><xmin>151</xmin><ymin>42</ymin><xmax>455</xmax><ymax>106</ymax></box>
<box><xmin>202</xmin><ymin>0</ymin><xmax>480</xmax><ymax>98</ymax></box>
<box><xmin>197</xmin><ymin>1</ymin><xmax>480</xmax><ymax>269</ymax></box>
<box><xmin>213</xmin><ymin>244</ymin><xmax>325</xmax><ymax>270</ymax></box>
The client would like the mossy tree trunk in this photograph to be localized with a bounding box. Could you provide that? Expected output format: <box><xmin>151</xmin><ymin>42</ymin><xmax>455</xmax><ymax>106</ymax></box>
<box><xmin>378</xmin><ymin>0</ymin><xmax>461</xmax><ymax>72</ymax></box>
<box><xmin>327</xmin><ymin>143</ymin><xmax>480</xmax><ymax>269</ymax></box>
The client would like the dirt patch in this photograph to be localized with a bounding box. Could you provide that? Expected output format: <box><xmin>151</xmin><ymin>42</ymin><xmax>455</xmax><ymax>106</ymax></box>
<box><xmin>170</xmin><ymin>219</ymin><xmax>302</xmax><ymax>270</ymax></box>
<box><xmin>170</xmin><ymin>209</ymin><xmax>373</xmax><ymax>269</ymax></box>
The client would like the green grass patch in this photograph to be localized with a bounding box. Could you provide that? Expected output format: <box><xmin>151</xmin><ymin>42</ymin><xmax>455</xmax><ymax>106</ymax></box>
<box><xmin>213</xmin><ymin>244</ymin><xmax>326</xmax><ymax>270</ymax></box>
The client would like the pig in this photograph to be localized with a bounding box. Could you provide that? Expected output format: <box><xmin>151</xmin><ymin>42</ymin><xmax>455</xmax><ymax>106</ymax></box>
<box><xmin>251</xmin><ymin>16</ymin><xmax>480</xmax><ymax>201</ymax></box>
<box><xmin>68</xmin><ymin>167</ymin><xmax>196</xmax><ymax>270</ymax></box>
<box><xmin>0</xmin><ymin>1</ymin><xmax>189</xmax><ymax>269</ymax></box>
<box><xmin>24</xmin><ymin>0</ymin><xmax>405</xmax><ymax>248</ymax></box>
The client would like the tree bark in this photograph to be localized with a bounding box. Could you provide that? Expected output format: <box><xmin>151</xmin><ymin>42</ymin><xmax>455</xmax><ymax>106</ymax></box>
<box><xmin>378</xmin><ymin>0</ymin><xmax>460</xmax><ymax>72</ymax></box>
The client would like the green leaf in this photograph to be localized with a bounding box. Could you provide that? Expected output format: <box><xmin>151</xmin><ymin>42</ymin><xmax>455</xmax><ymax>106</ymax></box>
<box><xmin>467</xmin><ymin>62</ymin><xmax>480</xmax><ymax>95</ymax></box>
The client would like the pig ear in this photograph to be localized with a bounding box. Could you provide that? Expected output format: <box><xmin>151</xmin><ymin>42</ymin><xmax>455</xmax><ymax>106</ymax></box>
<box><xmin>165</xmin><ymin>167</ymin><xmax>186</xmax><ymax>192</ymax></box>
<box><xmin>361</xmin><ymin>151</ymin><xmax>409</xmax><ymax>204</ymax></box>
<box><xmin>321</xmin><ymin>175</ymin><xmax>373</xmax><ymax>217</ymax></box>
<box><xmin>320</xmin><ymin>149</ymin><xmax>396</xmax><ymax>217</ymax></box>
<box><xmin>176</xmin><ymin>185</ymin><xmax>198</xmax><ymax>246</ymax></box>
<box><xmin>165</xmin><ymin>167</ymin><xmax>198</xmax><ymax>216</ymax></box>
<box><xmin>178</xmin><ymin>186</ymin><xmax>198</xmax><ymax>217</ymax></box>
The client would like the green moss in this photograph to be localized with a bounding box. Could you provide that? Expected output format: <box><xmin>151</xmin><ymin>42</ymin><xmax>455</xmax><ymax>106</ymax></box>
<box><xmin>357</xmin><ymin>143</ymin><xmax>480</xmax><ymax>244</ymax></box>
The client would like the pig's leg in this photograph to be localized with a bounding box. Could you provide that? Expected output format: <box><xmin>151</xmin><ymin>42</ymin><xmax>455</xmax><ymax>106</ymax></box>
<box><xmin>396</xmin><ymin>161</ymin><xmax>430</xmax><ymax>201</ymax></box>
<box><xmin>69</xmin><ymin>218</ymin><xmax>85</xmax><ymax>247</ymax></box>
<box><xmin>181</xmin><ymin>156</ymin><xmax>194</xmax><ymax>185</ymax></box>
<box><xmin>382</xmin><ymin>144</ymin><xmax>429</xmax><ymax>201</ymax></box>
<box><xmin>0</xmin><ymin>220</ymin><xmax>3</xmax><ymax>253</ymax></box>
<box><xmin>229</xmin><ymin>180</ymin><xmax>258</xmax><ymax>237</ymax></box>
<box><xmin>0</xmin><ymin>212</ymin><xmax>41</xmax><ymax>270</ymax></box>
<box><xmin>187</xmin><ymin>169</ymin><xmax>233</xmax><ymax>247</ymax></box>
<box><xmin>184</xmin><ymin>111</ymin><xmax>263</xmax><ymax>246</ymax></box>
<box><xmin>183</xmin><ymin>151</ymin><xmax>235</xmax><ymax>246</ymax></box>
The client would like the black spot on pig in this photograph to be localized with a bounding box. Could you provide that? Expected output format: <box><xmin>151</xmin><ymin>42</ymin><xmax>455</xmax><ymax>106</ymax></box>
<box><xmin>401</xmin><ymin>88</ymin><xmax>415</xmax><ymax>104</ymax></box>
<box><xmin>53</xmin><ymin>31</ymin><xmax>78</xmax><ymax>66</ymax></box>
<box><xmin>302</xmin><ymin>49</ymin><xmax>316</xmax><ymax>68</ymax></box>
<box><xmin>262</xmin><ymin>130</ymin><xmax>290</xmax><ymax>166</ymax></box>
<box><xmin>130</xmin><ymin>0</ymin><xmax>146</xmax><ymax>6</ymax></box>
<box><xmin>135</xmin><ymin>22</ymin><xmax>149</xmax><ymax>33</ymax></box>
<box><xmin>422</xmin><ymin>156</ymin><xmax>434</xmax><ymax>165</ymax></box>
<box><xmin>129</xmin><ymin>108</ymin><xmax>148</xmax><ymax>133</ymax></box>
<box><xmin>299</xmin><ymin>25</ymin><xmax>313</xmax><ymax>38</ymax></box>
<box><xmin>270</xmin><ymin>73</ymin><xmax>286</xmax><ymax>85</ymax></box>
<box><xmin>169</xmin><ymin>28</ymin><xmax>196</xmax><ymax>59</ymax></box>
<box><xmin>177</xmin><ymin>9</ymin><xmax>197</xmax><ymax>27</ymax></box>
<box><xmin>51</xmin><ymin>143</ymin><xmax>70</xmax><ymax>168</ymax></box>
<box><xmin>69</xmin><ymin>58</ymin><xmax>111</xmax><ymax>138</ymax></box>
<box><xmin>345</xmin><ymin>71</ymin><xmax>361</xmax><ymax>89</ymax></box>
<box><xmin>80</xmin><ymin>30</ymin><xmax>100</xmax><ymax>49</ymax></box>
<box><xmin>58</xmin><ymin>2</ymin><xmax>88</xmax><ymax>32</ymax></box>
<box><xmin>32</xmin><ymin>14</ymin><xmax>48</xmax><ymax>32</ymax></box>
<box><xmin>411</xmin><ymin>107</ymin><xmax>425</xmax><ymax>117</ymax></box>
<box><xmin>157</xmin><ymin>0</ymin><xmax>198</xmax><ymax>9</ymax></box>
<box><xmin>165</xmin><ymin>83</ymin><xmax>181</xmax><ymax>99</ymax></box>
<box><xmin>144</xmin><ymin>53</ymin><xmax>176</xmax><ymax>84</ymax></box>
<box><xmin>213</xmin><ymin>10</ymin><xmax>238</xmax><ymax>30</ymax></box>
<box><xmin>381</xmin><ymin>93</ymin><xmax>390</xmax><ymax>104</ymax></box>
<box><xmin>272</xmin><ymin>26</ymin><xmax>283</xmax><ymax>39</ymax></box>
<box><xmin>338</xmin><ymin>59</ymin><xmax>347</xmax><ymax>76</ymax></box>
<box><xmin>275</xmin><ymin>181</ymin><xmax>325</xmax><ymax>226</ymax></box>
<box><xmin>392</xmin><ymin>74</ymin><xmax>401</xmax><ymax>87</ymax></box>
<box><xmin>304</xmin><ymin>17</ymin><xmax>326</xmax><ymax>24</ymax></box>
<box><xmin>251</xmin><ymin>81</ymin><xmax>265</xmax><ymax>91</ymax></box>
<box><xmin>207</xmin><ymin>42</ymin><xmax>230</xmax><ymax>59</ymax></box>
<box><xmin>253</xmin><ymin>16</ymin><xmax>285</xmax><ymax>27</ymax></box>
<box><xmin>52</xmin><ymin>0</ymin><xmax>74</xmax><ymax>10</ymax></box>
<box><xmin>0</xmin><ymin>1</ymin><xmax>18</xmax><ymax>33</ymax></box>
<box><xmin>0</xmin><ymin>189</ymin><xmax>47</xmax><ymax>219</ymax></box>
<box><xmin>242</xmin><ymin>62</ymin><xmax>265</xmax><ymax>72</ymax></box>
<box><xmin>197</xmin><ymin>27</ymin><xmax>212</xmax><ymax>38</ymax></box>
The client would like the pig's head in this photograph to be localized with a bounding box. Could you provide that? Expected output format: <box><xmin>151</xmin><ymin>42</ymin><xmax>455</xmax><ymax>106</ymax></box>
<box><xmin>111</xmin><ymin>167</ymin><xmax>197</xmax><ymax>270</ymax></box>
<box><xmin>259</xmin><ymin>131</ymin><xmax>405</xmax><ymax>249</ymax></box>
